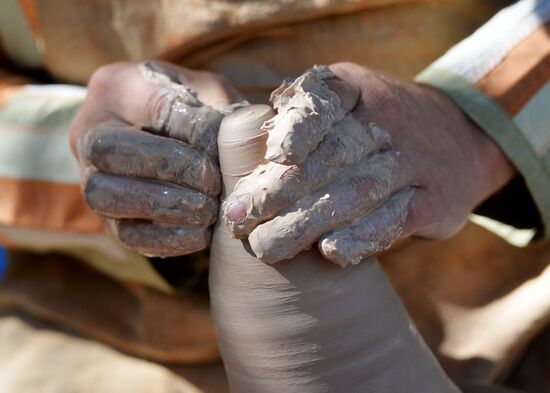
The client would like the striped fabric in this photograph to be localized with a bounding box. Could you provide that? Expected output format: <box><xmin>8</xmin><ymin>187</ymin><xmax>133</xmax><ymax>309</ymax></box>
<box><xmin>0</xmin><ymin>83</ymin><xmax>172</xmax><ymax>292</ymax></box>
<box><xmin>417</xmin><ymin>0</ymin><xmax>550</xmax><ymax>239</ymax></box>
<box><xmin>0</xmin><ymin>0</ymin><xmax>548</xmax><ymax>291</ymax></box>
<box><xmin>0</xmin><ymin>84</ymin><xmax>99</xmax><ymax>232</ymax></box>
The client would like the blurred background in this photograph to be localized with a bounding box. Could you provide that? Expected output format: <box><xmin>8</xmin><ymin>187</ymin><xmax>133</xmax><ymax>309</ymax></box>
<box><xmin>0</xmin><ymin>247</ymin><xmax>6</xmax><ymax>281</ymax></box>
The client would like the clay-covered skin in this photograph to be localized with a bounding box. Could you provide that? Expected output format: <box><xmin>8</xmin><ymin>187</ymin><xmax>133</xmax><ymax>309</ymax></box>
<box><xmin>225</xmin><ymin>63</ymin><xmax>515</xmax><ymax>266</ymax></box>
<box><xmin>108</xmin><ymin>219</ymin><xmax>211</xmax><ymax>257</ymax></box>
<box><xmin>71</xmin><ymin>61</ymin><xmax>240</xmax><ymax>256</ymax></box>
<box><xmin>248</xmin><ymin>151</ymin><xmax>399</xmax><ymax>264</ymax></box>
<box><xmin>223</xmin><ymin>117</ymin><xmax>389</xmax><ymax>239</ymax></box>
<box><xmin>319</xmin><ymin>188</ymin><xmax>414</xmax><ymax>267</ymax></box>
<box><xmin>83</xmin><ymin>126</ymin><xmax>221</xmax><ymax>195</ymax></box>
<box><xmin>224</xmin><ymin>66</ymin><xmax>406</xmax><ymax>266</ymax></box>
<box><xmin>138</xmin><ymin>62</ymin><xmax>224</xmax><ymax>162</ymax></box>
<box><xmin>84</xmin><ymin>172</ymin><xmax>217</xmax><ymax>226</ymax></box>
<box><xmin>210</xmin><ymin>105</ymin><xmax>460</xmax><ymax>393</ymax></box>
<box><xmin>264</xmin><ymin>66</ymin><xmax>346</xmax><ymax>165</ymax></box>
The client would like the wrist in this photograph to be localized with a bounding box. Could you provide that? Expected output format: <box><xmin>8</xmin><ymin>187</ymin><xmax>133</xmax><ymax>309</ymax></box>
<box><xmin>476</xmin><ymin>124</ymin><xmax>516</xmax><ymax>203</ymax></box>
<box><xmin>441</xmin><ymin>88</ymin><xmax>516</xmax><ymax>206</ymax></box>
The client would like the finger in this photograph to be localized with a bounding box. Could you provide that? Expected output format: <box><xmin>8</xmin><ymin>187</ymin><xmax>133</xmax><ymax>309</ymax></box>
<box><xmin>323</xmin><ymin>62</ymin><xmax>364</xmax><ymax>111</ymax></box>
<box><xmin>142</xmin><ymin>60</ymin><xmax>244</xmax><ymax>106</ymax></box>
<box><xmin>83</xmin><ymin>125</ymin><xmax>221</xmax><ymax>195</ymax></box>
<box><xmin>224</xmin><ymin>117</ymin><xmax>390</xmax><ymax>238</ymax></box>
<box><xmin>248</xmin><ymin>151</ymin><xmax>400</xmax><ymax>264</ymax></box>
<box><xmin>107</xmin><ymin>218</ymin><xmax>211</xmax><ymax>257</ymax></box>
<box><xmin>264</xmin><ymin>66</ymin><xmax>348</xmax><ymax>165</ymax></box>
<box><xmin>319</xmin><ymin>188</ymin><xmax>416</xmax><ymax>267</ymax></box>
<box><xmin>85</xmin><ymin>171</ymin><xmax>217</xmax><ymax>226</ymax></box>
<box><xmin>78</xmin><ymin>61</ymin><xmax>225</xmax><ymax>160</ymax></box>
<box><xmin>138</xmin><ymin>61</ymin><xmax>223</xmax><ymax>160</ymax></box>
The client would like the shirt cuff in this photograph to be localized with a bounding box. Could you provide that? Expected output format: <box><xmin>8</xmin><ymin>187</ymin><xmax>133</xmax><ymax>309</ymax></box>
<box><xmin>416</xmin><ymin>66</ymin><xmax>550</xmax><ymax>240</ymax></box>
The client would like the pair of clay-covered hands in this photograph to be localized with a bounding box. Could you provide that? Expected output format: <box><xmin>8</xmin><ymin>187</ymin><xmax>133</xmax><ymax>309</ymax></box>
<box><xmin>70</xmin><ymin>61</ymin><xmax>514</xmax><ymax>267</ymax></box>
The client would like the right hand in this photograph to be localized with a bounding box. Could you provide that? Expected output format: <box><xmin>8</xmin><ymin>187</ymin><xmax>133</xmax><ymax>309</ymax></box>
<box><xmin>223</xmin><ymin>64</ymin><xmax>513</xmax><ymax>266</ymax></box>
<box><xmin>70</xmin><ymin>61</ymin><xmax>241</xmax><ymax>257</ymax></box>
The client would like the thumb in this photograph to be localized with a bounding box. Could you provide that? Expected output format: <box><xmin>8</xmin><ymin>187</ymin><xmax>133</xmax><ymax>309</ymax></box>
<box><xmin>325</xmin><ymin>62</ymin><xmax>363</xmax><ymax>112</ymax></box>
<box><xmin>137</xmin><ymin>61</ymin><xmax>224</xmax><ymax>161</ymax></box>
<box><xmin>264</xmin><ymin>64</ymin><xmax>360</xmax><ymax>165</ymax></box>
<box><xmin>84</xmin><ymin>61</ymin><xmax>225</xmax><ymax>161</ymax></box>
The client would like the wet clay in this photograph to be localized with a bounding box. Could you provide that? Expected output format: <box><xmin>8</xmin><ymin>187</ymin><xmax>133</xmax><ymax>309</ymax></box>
<box><xmin>139</xmin><ymin>61</ymin><xmax>223</xmax><ymax>162</ymax></box>
<box><xmin>210</xmin><ymin>104</ymin><xmax>459</xmax><ymax>393</ymax></box>
<box><xmin>222</xmin><ymin>66</ymin><xmax>412</xmax><ymax>266</ymax></box>
<box><xmin>264</xmin><ymin>66</ymin><xmax>346</xmax><ymax>165</ymax></box>
<box><xmin>222</xmin><ymin>117</ymin><xmax>388</xmax><ymax>240</ymax></box>
<box><xmin>84</xmin><ymin>126</ymin><xmax>221</xmax><ymax>196</ymax></box>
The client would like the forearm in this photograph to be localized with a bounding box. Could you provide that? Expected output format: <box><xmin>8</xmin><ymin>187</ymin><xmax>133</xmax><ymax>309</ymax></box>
<box><xmin>416</xmin><ymin>0</ymin><xmax>550</xmax><ymax>240</ymax></box>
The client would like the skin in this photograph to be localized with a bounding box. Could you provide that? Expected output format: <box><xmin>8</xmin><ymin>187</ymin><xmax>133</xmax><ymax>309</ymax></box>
<box><xmin>73</xmin><ymin>61</ymin><xmax>515</xmax><ymax>265</ymax></box>
<box><xmin>211</xmin><ymin>105</ymin><xmax>460</xmax><ymax>393</ymax></box>
<box><xmin>225</xmin><ymin>63</ymin><xmax>516</xmax><ymax>266</ymax></box>
<box><xmin>69</xmin><ymin>61</ymin><xmax>241</xmax><ymax>257</ymax></box>
<box><xmin>69</xmin><ymin>61</ymin><xmax>524</xmax><ymax>392</ymax></box>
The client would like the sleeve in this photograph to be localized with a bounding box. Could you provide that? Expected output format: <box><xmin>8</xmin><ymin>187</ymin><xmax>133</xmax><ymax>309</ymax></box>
<box><xmin>0</xmin><ymin>67</ymin><xmax>173</xmax><ymax>293</ymax></box>
<box><xmin>415</xmin><ymin>0</ymin><xmax>550</xmax><ymax>242</ymax></box>
<box><xmin>0</xmin><ymin>0</ymin><xmax>173</xmax><ymax>291</ymax></box>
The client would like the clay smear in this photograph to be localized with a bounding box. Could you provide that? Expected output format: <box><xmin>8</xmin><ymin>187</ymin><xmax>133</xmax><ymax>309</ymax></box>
<box><xmin>320</xmin><ymin>188</ymin><xmax>414</xmax><ymax>267</ymax></box>
<box><xmin>224</xmin><ymin>67</ymin><xmax>405</xmax><ymax>266</ymax></box>
<box><xmin>223</xmin><ymin>118</ymin><xmax>388</xmax><ymax>238</ymax></box>
<box><xmin>139</xmin><ymin>62</ymin><xmax>223</xmax><ymax>161</ymax></box>
<box><xmin>248</xmin><ymin>151</ymin><xmax>400</xmax><ymax>264</ymax></box>
<box><xmin>264</xmin><ymin>66</ymin><xmax>346</xmax><ymax>164</ymax></box>
<box><xmin>83</xmin><ymin>126</ymin><xmax>221</xmax><ymax>196</ymax></box>
<box><xmin>210</xmin><ymin>104</ymin><xmax>459</xmax><ymax>393</ymax></box>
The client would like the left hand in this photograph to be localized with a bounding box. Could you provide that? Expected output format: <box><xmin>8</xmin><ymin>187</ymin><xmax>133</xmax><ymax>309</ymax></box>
<box><xmin>70</xmin><ymin>61</ymin><xmax>242</xmax><ymax>257</ymax></box>
<box><xmin>223</xmin><ymin>63</ymin><xmax>515</xmax><ymax>266</ymax></box>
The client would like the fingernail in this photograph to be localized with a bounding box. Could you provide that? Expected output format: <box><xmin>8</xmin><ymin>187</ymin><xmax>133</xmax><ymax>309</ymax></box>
<box><xmin>226</xmin><ymin>201</ymin><xmax>247</xmax><ymax>223</ymax></box>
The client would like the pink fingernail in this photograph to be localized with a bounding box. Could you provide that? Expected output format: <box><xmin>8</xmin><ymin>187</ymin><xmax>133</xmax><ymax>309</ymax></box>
<box><xmin>227</xmin><ymin>202</ymin><xmax>247</xmax><ymax>223</ymax></box>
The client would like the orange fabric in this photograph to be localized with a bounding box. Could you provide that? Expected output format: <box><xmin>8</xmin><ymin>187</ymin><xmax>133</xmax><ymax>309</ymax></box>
<box><xmin>0</xmin><ymin>69</ymin><xmax>28</xmax><ymax>106</ymax></box>
<box><xmin>11</xmin><ymin>0</ymin><xmax>503</xmax><ymax>84</ymax></box>
<box><xmin>0</xmin><ymin>177</ymin><xmax>103</xmax><ymax>234</ymax></box>
<box><xmin>18</xmin><ymin>0</ymin><xmax>41</xmax><ymax>38</ymax></box>
<box><xmin>0</xmin><ymin>232</ymin><xmax>15</xmax><ymax>247</ymax></box>
<box><xmin>477</xmin><ymin>23</ymin><xmax>550</xmax><ymax>116</ymax></box>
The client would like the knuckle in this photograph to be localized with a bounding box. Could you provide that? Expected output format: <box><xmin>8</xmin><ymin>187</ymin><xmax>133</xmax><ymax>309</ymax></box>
<box><xmin>194</xmin><ymin>70</ymin><xmax>236</xmax><ymax>103</ymax></box>
<box><xmin>183</xmin><ymin>193</ymin><xmax>217</xmax><ymax>226</ymax></box>
<box><xmin>350</xmin><ymin>173</ymin><xmax>389</xmax><ymax>200</ymax></box>
<box><xmin>81</xmin><ymin>125</ymin><xmax>107</xmax><ymax>162</ymax></box>
<box><xmin>329</xmin><ymin>61</ymin><xmax>360</xmax><ymax>74</ymax></box>
<box><xmin>87</xmin><ymin>62</ymin><xmax>131</xmax><ymax>98</ymax></box>
<box><xmin>87</xmin><ymin>66</ymin><xmax>115</xmax><ymax>98</ymax></box>
<box><xmin>146</xmin><ymin>88</ymin><xmax>174</xmax><ymax>131</ymax></box>
<box><xmin>351</xmin><ymin>153</ymin><xmax>399</xmax><ymax>197</ymax></box>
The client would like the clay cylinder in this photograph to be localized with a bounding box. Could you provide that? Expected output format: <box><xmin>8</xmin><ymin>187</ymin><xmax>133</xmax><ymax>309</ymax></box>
<box><xmin>210</xmin><ymin>105</ymin><xmax>459</xmax><ymax>393</ymax></box>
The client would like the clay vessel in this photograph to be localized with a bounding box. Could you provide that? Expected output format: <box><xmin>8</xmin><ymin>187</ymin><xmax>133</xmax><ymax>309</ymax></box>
<box><xmin>210</xmin><ymin>104</ymin><xmax>459</xmax><ymax>393</ymax></box>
